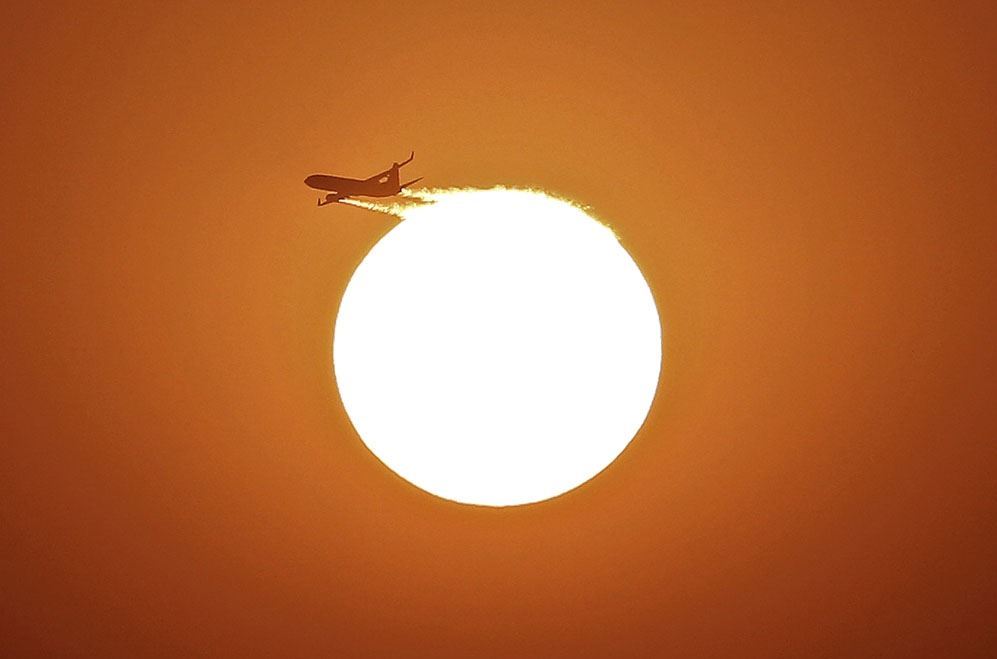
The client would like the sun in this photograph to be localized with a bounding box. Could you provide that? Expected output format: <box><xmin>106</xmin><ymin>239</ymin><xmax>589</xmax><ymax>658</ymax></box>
<box><xmin>333</xmin><ymin>188</ymin><xmax>661</xmax><ymax>506</ymax></box>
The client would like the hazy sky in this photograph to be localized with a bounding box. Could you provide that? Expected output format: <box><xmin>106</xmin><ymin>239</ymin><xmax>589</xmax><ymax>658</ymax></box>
<box><xmin>3</xmin><ymin>2</ymin><xmax>995</xmax><ymax>656</ymax></box>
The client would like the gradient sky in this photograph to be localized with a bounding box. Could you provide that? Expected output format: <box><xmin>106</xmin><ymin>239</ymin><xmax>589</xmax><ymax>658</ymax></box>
<box><xmin>3</xmin><ymin>2</ymin><xmax>996</xmax><ymax>656</ymax></box>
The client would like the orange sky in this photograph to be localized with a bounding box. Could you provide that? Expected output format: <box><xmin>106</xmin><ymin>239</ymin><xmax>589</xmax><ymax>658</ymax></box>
<box><xmin>3</xmin><ymin>2</ymin><xmax>996</xmax><ymax>656</ymax></box>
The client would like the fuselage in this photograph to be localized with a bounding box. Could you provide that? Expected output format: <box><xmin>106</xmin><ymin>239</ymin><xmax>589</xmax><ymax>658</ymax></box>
<box><xmin>306</xmin><ymin>153</ymin><xmax>415</xmax><ymax>204</ymax></box>
<box><xmin>303</xmin><ymin>174</ymin><xmax>400</xmax><ymax>198</ymax></box>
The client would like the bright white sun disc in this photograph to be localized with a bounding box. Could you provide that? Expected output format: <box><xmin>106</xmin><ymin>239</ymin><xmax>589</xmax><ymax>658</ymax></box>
<box><xmin>334</xmin><ymin>188</ymin><xmax>661</xmax><ymax>506</ymax></box>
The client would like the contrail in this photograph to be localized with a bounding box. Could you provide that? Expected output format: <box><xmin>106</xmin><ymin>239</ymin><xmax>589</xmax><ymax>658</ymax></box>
<box><xmin>340</xmin><ymin>187</ymin><xmax>616</xmax><ymax>238</ymax></box>
<box><xmin>339</xmin><ymin>198</ymin><xmax>411</xmax><ymax>217</ymax></box>
<box><xmin>337</xmin><ymin>187</ymin><xmax>444</xmax><ymax>216</ymax></box>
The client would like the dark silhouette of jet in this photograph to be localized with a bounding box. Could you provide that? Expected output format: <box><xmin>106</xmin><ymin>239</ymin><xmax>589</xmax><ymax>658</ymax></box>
<box><xmin>304</xmin><ymin>152</ymin><xmax>422</xmax><ymax>206</ymax></box>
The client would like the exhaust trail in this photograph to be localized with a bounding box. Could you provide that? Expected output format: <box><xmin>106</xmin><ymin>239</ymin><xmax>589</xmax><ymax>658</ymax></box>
<box><xmin>340</xmin><ymin>186</ymin><xmax>617</xmax><ymax>238</ymax></box>
<box><xmin>338</xmin><ymin>187</ymin><xmax>445</xmax><ymax>216</ymax></box>
<box><xmin>340</xmin><ymin>198</ymin><xmax>411</xmax><ymax>217</ymax></box>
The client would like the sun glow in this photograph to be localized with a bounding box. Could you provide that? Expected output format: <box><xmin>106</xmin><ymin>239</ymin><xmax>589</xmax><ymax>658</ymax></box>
<box><xmin>334</xmin><ymin>188</ymin><xmax>661</xmax><ymax>506</ymax></box>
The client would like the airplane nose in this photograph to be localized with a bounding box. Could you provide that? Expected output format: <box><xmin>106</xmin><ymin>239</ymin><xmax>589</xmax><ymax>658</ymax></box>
<box><xmin>304</xmin><ymin>174</ymin><xmax>326</xmax><ymax>189</ymax></box>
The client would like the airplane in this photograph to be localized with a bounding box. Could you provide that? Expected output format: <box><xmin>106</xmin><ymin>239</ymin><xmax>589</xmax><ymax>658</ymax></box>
<box><xmin>304</xmin><ymin>152</ymin><xmax>422</xmax><ymax>206</ymax></box>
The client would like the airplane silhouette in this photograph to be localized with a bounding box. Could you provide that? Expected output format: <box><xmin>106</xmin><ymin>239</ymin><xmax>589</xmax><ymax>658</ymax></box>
<box><xmin>304</xmin><ymin>152</ymin><xmax>422</xmax><ymax>206</ymax></box>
